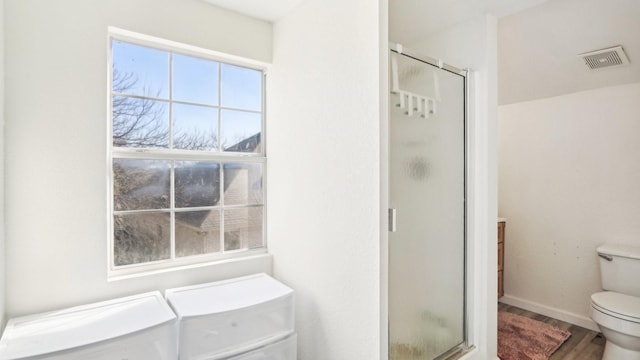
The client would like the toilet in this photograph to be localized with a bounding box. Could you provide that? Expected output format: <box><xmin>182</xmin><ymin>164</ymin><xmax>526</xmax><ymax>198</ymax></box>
<box><xmin>591</xmin><ymin>244</ymin><xmax>640</xmax><ymax>360</ymax></box>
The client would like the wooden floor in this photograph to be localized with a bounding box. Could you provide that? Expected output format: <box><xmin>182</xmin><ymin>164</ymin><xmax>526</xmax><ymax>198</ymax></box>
<box><xmin>498</xmin><ymin>303</ymin><xmax>605</xmax><ymax>360</ymax></box>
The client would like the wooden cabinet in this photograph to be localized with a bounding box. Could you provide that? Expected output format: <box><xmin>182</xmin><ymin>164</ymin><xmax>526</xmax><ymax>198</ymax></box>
<box><xmin>498</xmin><ymin>220</ymin><xmax>505</xmax><ymax>298</ymax></box>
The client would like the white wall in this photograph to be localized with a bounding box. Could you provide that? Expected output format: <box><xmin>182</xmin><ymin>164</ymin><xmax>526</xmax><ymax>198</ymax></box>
<box><xmin>498</xmin><ymin>82</ymin><xmax>640</xmax><ymax>330</ymax></box>
<box><xmin>379</xmin><ymin>1</ymin><xmax>390</xmax><ymax>357</ymax></box>
<box><xmin>0</xmin><ymin>0</ymin><xmax>5</xmax><ymax>328</ymax></box>
<box><xmin>4</xmin><ymin>0</ymin><xmax>272</xmax><ymax>317</ymax></box>
<box><xmin>407</xmin><ymin>15</ymin><xmax>499</xmax><ymax>360</ymax></box>
<box><xmin>267</xmin><ymin>0</ymin><xmax>382</xmax><ymax>358</ymax></box>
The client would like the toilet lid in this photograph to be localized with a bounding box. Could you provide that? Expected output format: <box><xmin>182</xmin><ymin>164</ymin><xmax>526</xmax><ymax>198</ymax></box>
<box><xmin>591</xmin><ymin>291</ymin><xmax>640</xmax><ymax>322</ymax></box>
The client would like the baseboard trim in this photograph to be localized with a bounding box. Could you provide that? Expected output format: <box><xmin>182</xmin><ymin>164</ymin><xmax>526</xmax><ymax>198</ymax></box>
<box><xmin>499</xmin><ymin>294</ymin><xmax>599</xmax><ymax>332</ymax></box>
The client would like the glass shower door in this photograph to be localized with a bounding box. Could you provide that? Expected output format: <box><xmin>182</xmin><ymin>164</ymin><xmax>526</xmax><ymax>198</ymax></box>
<box><xmin>389</xmin><ymin>50</ymin><xmax>466</xmax><ymax>359</ymax></box>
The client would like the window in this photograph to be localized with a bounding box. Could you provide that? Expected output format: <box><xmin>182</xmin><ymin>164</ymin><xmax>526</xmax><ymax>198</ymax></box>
<box><xmin>109</xmin><ymin>31</ymin><xmax>266</xmax><ymax>273</ymax></box>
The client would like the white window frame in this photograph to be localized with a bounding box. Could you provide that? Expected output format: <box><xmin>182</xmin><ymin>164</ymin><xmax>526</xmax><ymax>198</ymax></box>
<box><xmin>106</xmin><ymin>27</ymin><xmax>269</xmax><ymax>278</ymax></box>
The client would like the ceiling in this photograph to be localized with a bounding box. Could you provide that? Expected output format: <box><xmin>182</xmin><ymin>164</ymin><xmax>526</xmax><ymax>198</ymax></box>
<box><xmin>200</xmin><ymin>0</ymin><xmax>305</xmax><ymax>22</ymax></box>
<box><xmin>498</xmin><ymin>0</ymin><xmax>640</xmax><ymax>104</ymax></box>
<box><xmin>201</xmin><ymin>0</ymin><xmax>640</xmax><ymax>105</ymax></box>
<box><xmin>389</xmin><ymin>0</ymin><xmax>550</xmax><ymax>45</ymax></box>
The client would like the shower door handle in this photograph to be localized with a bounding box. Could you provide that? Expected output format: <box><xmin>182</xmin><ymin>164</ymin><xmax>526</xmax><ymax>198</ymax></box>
<box><xmin>388</xmin><ymin>208</ymin><xmax>397</xmax><ymax>232</ymax></box>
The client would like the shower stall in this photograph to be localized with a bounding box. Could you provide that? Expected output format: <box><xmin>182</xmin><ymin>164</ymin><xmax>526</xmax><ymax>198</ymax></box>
<box><xmin>388</xmin><ymin>45</ymin><xmax>468</xmax><ymax>360</ymax></box>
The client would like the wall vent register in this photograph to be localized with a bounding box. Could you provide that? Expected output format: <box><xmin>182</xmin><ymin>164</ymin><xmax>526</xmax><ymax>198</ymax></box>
<box><xmin>579</xmin><ymin>45</ymin><xmax>630</xmax><ymax>70</ymax></box>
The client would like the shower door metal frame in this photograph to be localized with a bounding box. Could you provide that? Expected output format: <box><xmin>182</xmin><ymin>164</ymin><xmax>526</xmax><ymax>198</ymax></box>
<box><xmin>388</xmin><ymin>43</ymin><xmax>471</xmax><ymax>359</ymax></box>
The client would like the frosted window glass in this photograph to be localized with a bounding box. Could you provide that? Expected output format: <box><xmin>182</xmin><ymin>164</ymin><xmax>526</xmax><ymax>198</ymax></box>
<box><xmin>114</xmin><ymin>213</ymin><xmax>170</xmax><ymax>266</ymax></box>
<box><xmin>223</xmin><ymin>163</ymin><xmax>263</xmax><ymax>206</ymax></box>
<box><xmin>175</xmin><ymin>161</ymin><xmax>221</xmax><ymax>208</ymax></box>
<box><xmin>176</xmin><ymin>210</ymin><xmax>221</xmax><ymax>257</ymax></box>
<box><xmin>224</xmin><ymin>207</ymin><xmax>263</xmax><ymax>251</ymax></box>
<box><xmin>113</xmin><ymin>159</ymin><xmax>170</xmax><ymax>211</ymax></box>
<box><xmin>389</xmin><ymin>51</ymin><xmax>466</xmax><ymax>359</ymax></box>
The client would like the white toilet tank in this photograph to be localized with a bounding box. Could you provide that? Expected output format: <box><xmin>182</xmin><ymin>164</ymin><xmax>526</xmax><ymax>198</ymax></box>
<box><xmin>598</xmin><ymin>244</ymin><xmax>640</xmax><ymax>297</ymax></box>
<box><xmin>0</xmin><ymin>291</ymin><xmax>177</xmax><ymax>360</ymax></box>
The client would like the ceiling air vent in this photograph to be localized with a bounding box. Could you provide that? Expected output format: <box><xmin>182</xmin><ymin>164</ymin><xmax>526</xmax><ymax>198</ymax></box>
<box><xmin>579</xmin><ymin>46</ymin><xmax>630</xmax><ymax>70</ymax></box>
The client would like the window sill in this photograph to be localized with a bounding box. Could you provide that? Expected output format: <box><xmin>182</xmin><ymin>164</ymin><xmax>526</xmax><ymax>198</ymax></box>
<box><xmin>107</xmin><ymin>251</ymin><xmax>271</xmax><ymax>282</ymax></box>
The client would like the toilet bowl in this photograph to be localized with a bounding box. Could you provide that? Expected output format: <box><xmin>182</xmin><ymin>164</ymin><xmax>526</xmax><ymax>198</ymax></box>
<box><xmin>591</xmin><ymin>244</ymin><xmax>640</xmax><ymax>360</ymax></box>
<box><xmin>591</xmin><ymin>291</ymin><xmax>640</xmax><ymax>359</ymax></box>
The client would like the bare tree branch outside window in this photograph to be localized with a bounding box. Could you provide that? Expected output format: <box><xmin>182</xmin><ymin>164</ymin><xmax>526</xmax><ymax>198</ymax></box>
<box><xmin>112</xmin><ymin>70</ymin><xmax>170</xmax><ymax>148</ymax></box>
<box><xmin>112</xmin><ymin>70</ymin><xmax>224</xmax><ymax>265</ymax></box>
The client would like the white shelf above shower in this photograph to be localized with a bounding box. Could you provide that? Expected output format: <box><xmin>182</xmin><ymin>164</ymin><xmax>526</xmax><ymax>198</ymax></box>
<box><xmin>393</xmin><ymin>90</ymin><xmax>438</xmax><ymax>118</ymax></box>
<box><xmin>391</xmin><ymin>49</ymin><xmax>441</xmax><ymax>119</ymax></box>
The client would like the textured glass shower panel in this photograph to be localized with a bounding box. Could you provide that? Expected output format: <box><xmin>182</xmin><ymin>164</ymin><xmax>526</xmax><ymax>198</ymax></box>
<box><xmin>389</xmin><ymin>52</ymin><xmax>465</xmax><ymax>360</ymax></box>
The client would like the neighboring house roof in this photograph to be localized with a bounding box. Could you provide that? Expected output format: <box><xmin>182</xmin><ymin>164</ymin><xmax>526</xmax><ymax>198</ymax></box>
<box><xmin>176</xmin><ymin>133</ymin><xmax>262</xmax><ymax>230</ymax></box>
<box><xmin>224</xmin><ymin>133</ymin><xmax>261</xmax><ymax>153</ymax></box>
